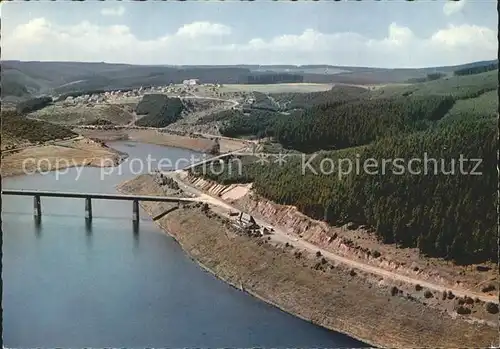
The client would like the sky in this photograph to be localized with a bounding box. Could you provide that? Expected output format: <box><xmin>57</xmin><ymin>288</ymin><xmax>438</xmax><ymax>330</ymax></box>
<box><xmin>1</xmin><ymin>0</ymin><xmax>498</xmax><ymax>68</ymax></box>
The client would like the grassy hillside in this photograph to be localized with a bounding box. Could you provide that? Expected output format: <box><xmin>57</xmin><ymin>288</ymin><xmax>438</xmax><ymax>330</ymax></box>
<box><xmin>30</xmin><ymin>104</ymin><xmax>134</xmax><ymax>126</ymax></box>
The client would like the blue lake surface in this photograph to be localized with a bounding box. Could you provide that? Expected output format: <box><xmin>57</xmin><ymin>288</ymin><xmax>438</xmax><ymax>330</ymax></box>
<box><xmin>2</xmin><ymin>141</ymin><xmax>367</xmax><ymax>348</ymax></box>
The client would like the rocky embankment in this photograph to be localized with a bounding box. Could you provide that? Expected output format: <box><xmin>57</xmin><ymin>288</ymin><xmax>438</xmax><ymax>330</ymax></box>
<box><xmin>181</xmin><ymin>173</ymin><xmax>499</xmax><ymax>299</ymax></box>
<box><xmin>116</xmin><ymin>173</ymin><xmax>499</xmax><ymax>349</ymax></box>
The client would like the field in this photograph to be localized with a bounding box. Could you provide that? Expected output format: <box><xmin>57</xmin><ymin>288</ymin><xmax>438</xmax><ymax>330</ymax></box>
<box><xmin>213</xmin><ymin>83</ymin><xmax>334</xmax><ymax>93</ymax></box>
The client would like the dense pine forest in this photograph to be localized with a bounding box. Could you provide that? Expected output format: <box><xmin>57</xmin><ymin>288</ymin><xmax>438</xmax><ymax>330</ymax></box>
<box><xmin>2</xmin><ymin>79</ymin><xmax>30</xmax><ymax>97</ymax></box>
<box><xmin>273</xmin><ymin>85</ymin><xmax>368</xmax><ymax>110</ymax></box>
<box><xmin>16</xmin><ymin>96</ymin><xmax>53</xmax><ymax>114</ymax></box>
<box><xmin>454</xmin><ymin>62</ymin><xmax>498</xmax><ymax>76</ymax></box>
<box><xmin>406</xmin><ymin>72</ymin><xmax>447</xmax><ymax>83</ymax></box>
<box><xmin>135</xmin><ymin>95</ymin><xmax>184</xmax><ymax>128</ymax></box>
<box><xmin>193</xmin><ymin>76</ymin><xmax>498</xmax><ymax>264</ymax></box>
<box><xmin>220</xmin><ymin>109</ymin><xmax>287</xmax><ymax>138</ymax></box>
<box><xmin>220</xmin><ymin>95</ymin><xmax>456</xmax><ymax>151</ymax></box>
<box><xmin>250</xmin><ymin>91</ymin><xmax>280</xmax><ymax>111</ymax></box>
<box><xmin>273</xmin><ymin>95</ymin><xmax>455</xmax><ymax>152</ymax></box>
<box><xmin>243</xmin><ymin>72</ymin><xmax>304</xmax><ymax>84</ymax></box>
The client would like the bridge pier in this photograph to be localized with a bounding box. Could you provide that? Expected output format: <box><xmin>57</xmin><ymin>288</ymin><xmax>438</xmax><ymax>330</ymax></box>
<box><xmin>85</xmin><ymin>197</ymin><xmax>92</xmax><ymax>220</ymax></box>
<box><xmin>34</xmin><ymin>215</ymin><xmax>42</xmax><ymax>237</ymax></box>
<box><xmin>33</xmin><ymin>195</ymin><xmax>41</xmax><ymax>217</ymax></box>
<box><xmin>132</xmin><ymin>200</ymin><xmax>139</xmax><ymax>222</ymax></box>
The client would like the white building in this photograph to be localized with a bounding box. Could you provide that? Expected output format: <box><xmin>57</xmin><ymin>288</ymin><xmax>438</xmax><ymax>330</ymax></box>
<box><xmin>183</xmin><ymin>79</ymin><xmax>200</xmax><ymax>86</ymax></box>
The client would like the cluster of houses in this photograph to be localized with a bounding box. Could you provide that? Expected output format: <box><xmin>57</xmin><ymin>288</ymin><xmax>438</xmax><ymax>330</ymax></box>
<box><xmin>57</xmin><ymin>79</ymin><xmax>228</xmax><ymax>108</ymax></box>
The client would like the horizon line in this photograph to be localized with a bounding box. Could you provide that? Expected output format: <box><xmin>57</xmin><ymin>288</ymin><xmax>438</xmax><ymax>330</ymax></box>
<box><xmin>2</xmin><ymin>58</ymin><xmax>498</xmax><ymax>71</ymax></box>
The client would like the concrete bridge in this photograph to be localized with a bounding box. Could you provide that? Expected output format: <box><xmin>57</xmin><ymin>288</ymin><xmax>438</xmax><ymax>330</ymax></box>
<box><xmin>181</xmin><ymin>146</ymin><xmax>254</xmax><ymax>172</ymax></box>
<box><xmin>1</xmin><ymin>189</ymin><xmax>203</xmax><ymax>221</ymax></box>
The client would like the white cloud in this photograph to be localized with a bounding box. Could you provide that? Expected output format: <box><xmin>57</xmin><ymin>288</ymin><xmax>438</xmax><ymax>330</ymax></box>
<box><xmin>100</xmin><ymin>6</ymin><xmax>125</xmax><ymax>17</ymax></box>
<box><xmin>2</xmin><ymin>18</ymin><xmax>497</xmax><ymax>68</ymax></box>
<box><xmin>443</xmin><ymin>0</ymin><xmax>466</xmax><ymax>16</ymax></box>
<box><xmin>431</xmin><ymin>24</ymin><xmax>495</xmax><ymax>47</ymax></box>
<box><xmin>176</xmin><ymin>21</ymin><xmax>231</xmax><ymax>38</ymax></box>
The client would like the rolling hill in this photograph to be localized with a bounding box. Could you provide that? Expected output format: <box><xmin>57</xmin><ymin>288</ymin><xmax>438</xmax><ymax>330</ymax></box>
<box><xmin>2</xmin><ymin>59</ymin><xmax>497</xmax><ymax>100</ymax></box>
<box><xmin>191</xmin><ymin>61</ymin><xmax>498</xmax><ymax>264</ymax></box>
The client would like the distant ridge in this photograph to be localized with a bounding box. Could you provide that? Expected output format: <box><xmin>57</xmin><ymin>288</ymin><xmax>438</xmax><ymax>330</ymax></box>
<box><xmin>2</xmin><ymin>59</ymin><xmax>497</xmax><ymax>100</ymax></box>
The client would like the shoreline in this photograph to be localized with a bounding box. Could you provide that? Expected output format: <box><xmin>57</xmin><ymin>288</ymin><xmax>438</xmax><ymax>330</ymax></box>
<box><xmin>74</xmin><ymin>128</ymin><xmax>249</xmax><ymax>153</ymax></box>
<box><xmin>3</xmin><ymin>134</ymin><xmax>495</xmax><ymax>347</ymax></box>
<box><xmin>116</xmin><ymin>174</ymin><xmax>498</xmax><ymax>349</ymax></box>
<box><xmin>166</xmin><ymin>231</ymin><xmax>379</xmax><ymax>348</ymax></box>
<box><xmin>0</xmin><ymin>139</ymin><xmax>128</xmax><ymax>178</ymax></box>
<box><xmin>118</xmin><ymin>187</ymin><xmax>376</xmax><ymax>348</ymax></box>
<box><xmin>0</xmin><ymin>155</ymin><xmax>129</xmax><ymax>179</ymax></box>
<box><xmin>181</xmin><ymin>174</ymin><xmax>499</xmax><ymax>304</ymax></box>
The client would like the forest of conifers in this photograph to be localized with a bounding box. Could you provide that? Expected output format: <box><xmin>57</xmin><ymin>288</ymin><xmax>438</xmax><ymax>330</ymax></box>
<box><xmin>454</xmin><ymin>62</ymin><xmax>498</xmax><ymax>76</ymax></box>
<box><xmin>16</xmin><ymin>96</ymin><xmax>53</xmax><ymax>114</ymax></box>
<box><xmin>193</xmin><ymin>79</ymin><xmax>498</xmax><ymax>263</ymax></box>
<box><xmin>135</xmin><ymin>95</ymin><xmax>184</xmax><ymax>127</ymax></box>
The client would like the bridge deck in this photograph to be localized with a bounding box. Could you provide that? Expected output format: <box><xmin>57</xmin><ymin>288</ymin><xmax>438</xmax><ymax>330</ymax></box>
<box><xmin>182</xmin><ymin>147</ymin><xmax>250</xmax><ymax>171</ymax></box>
<box><xmin>1</xmin><ymin>190</ymin><xmax>201</xmax><ymax>203</ymax></box>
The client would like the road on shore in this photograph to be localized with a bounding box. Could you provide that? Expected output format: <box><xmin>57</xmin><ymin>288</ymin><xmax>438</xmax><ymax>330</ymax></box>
<box><xmin>164</xmin><ymin>167</ymin><xmax>498</xmax><ymax>305</ymax></box>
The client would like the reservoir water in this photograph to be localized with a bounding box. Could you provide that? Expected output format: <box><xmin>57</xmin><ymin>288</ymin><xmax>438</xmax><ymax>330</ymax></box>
<box><xmin>2</xmin><ymin>141</ymin><xmax>367</xmax><ymax>348</ymax></box>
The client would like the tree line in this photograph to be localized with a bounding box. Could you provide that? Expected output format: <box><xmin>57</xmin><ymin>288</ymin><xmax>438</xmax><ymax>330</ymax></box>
<box><xmin>16</xmin><ymin>96</ymin><xmax>53</xmax><ymax>114</ymax></box>
<box><xmin>220</xmin><ymin>109</ymin><xmax>286</xmax><ymax>139</ymax></box>
<box><xmin>2</xmin><ymin>80</ymin><xmax>30</xmax><ymax>97</ymax></box>
<box><xmin>193</xmin><ymin>117</ymin><xmax>496</xmax><ymax>263</ymax></box>
<box><xmin>219</xmin><ymin>95</ymin><xmax>456</xmax><ymax>153</ymax></box>
<box><xmin>272</xmin><ymin>85</ymin><xmax>368</xmax><ymax>111</ymax></box>
<box><xmin>242</xmin><ymin>73</ymin><xmax>304</xmax><ymax>84</ymax></box>
<box><xmin>406</xmin><ymin>72</ymin><xmax>446</xmax><ymax>83</ymax></box>
<box><xmin>454</xmin><ymin>62</ymin><xmax>498</xmax><ymax>76</ymax></box>
<box><xmin>273</xmin><ymin>95</ymin><xmax>456</xmax><ymax>152</ymax></box>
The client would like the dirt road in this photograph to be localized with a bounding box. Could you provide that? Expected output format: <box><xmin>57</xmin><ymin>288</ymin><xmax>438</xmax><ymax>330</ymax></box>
<box><xmin>165</xmin><ymin>169</ymin><xmax>498</xmax><ymax>304</ymax></box>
